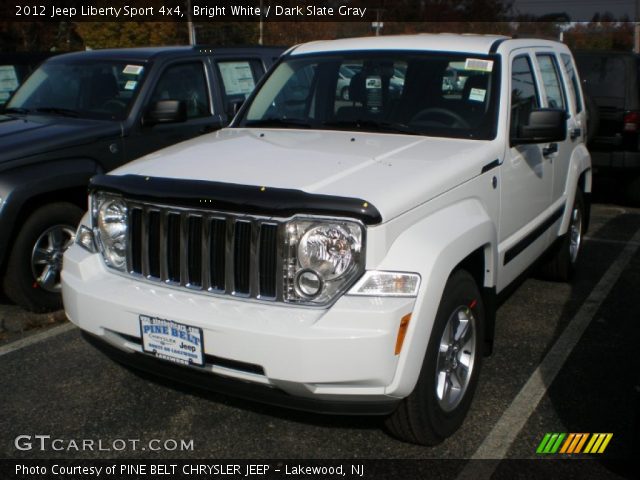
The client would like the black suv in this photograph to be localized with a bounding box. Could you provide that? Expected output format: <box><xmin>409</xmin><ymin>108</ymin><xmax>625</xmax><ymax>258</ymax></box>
<box><xmin>574</xmin><ymin>51</ymin><xmax>640</xmax><ymax>203</ymax></box>
<box><xmin>0</xmin><ymin>45</ymin><xmax>283</xmax><ymax>311</ymax></box>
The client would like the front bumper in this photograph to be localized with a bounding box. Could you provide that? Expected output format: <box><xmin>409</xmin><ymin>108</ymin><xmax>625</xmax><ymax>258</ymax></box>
<box><xmin>62</xmin><ymin>244</ymin><xmax>415</xmax><ymax>411</ymax></box>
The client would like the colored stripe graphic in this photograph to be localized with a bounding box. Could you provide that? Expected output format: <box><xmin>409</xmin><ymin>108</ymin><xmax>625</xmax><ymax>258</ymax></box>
<box><xmin>537</xmin><ymin>433</ymin><xmax>612</xmax><ymax>454</ymax></box>
<box><xmin>584</xmin><ymin>434</ymin><xmax>613</xmax><ymax>454</ymax></box>
<box><xmin>536</xmin><ymin>433</ymin><xmax>565</xmax><ymax>454</ymax></box>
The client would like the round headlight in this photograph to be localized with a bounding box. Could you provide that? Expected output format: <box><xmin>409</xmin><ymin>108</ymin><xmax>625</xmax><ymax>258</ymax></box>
<box><xmin>298</xmin><ymin>224</ymin><xmax>359</xmax><ymax>280</ymax></box>
<box><xmin>97</xmin><ymin>197</ymin><xmax>127</xmax><ymax>268</ymax></box>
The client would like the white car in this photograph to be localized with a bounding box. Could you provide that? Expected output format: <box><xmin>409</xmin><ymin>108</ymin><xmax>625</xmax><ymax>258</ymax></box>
<box><xmin>63</xmin><ymin>34</ymin><xmax>591</xmax><ymax>445</ymax></box>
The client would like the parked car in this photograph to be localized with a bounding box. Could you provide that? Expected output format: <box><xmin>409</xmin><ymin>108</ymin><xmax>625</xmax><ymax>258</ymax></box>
<box><xmin>574</xmin><ymin>51</ymin><xmax>640</xmax><ymax>203</ymax></box>
<box><xmin>63</xmin><ymin>34</ymin><xmax>590</xmax><ymax>445</ymax></box>
<box><xmin>335</xmin><ymin>65</ymin><xmax>359</xmax><ymax>100</ymax></box>
<box><xmin>0</xmin><ymin>52</ymin><xmax>56</xmax><ymax>108</ymax></box>
<box><xmin>0</xmin><ymin>45</ymin><xmax>283</xmax><ymax>311</ymax></box>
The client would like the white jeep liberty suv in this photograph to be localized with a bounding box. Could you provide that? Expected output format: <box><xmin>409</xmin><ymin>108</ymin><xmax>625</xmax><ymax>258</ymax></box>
<box><xmin>62</xmin><ymin>34</ymin><xmax>591</xmax><ymax>445</ymax></box>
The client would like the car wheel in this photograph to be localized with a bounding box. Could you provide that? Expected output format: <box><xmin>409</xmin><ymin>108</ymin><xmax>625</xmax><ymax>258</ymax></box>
<box><xmin>341</xmin><ymin>87</ymin><xmax>349</xmax><ymax>101</ymax></box>
<box><xmin>539</xmin><ymin>189</ymin><xmax>585</xmax><ymax>282</ymax></box>
<box><xmin>3</xmin><ymin>202</ymin><xmax>83</xmax><ymax>312</ymax></box>
<box><xmin>385</xmin><ymin>270</ymin><xmax>484</xmax><ymax>445</ymax></box>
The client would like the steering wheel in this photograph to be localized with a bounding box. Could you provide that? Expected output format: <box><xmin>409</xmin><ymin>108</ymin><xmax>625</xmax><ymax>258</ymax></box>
<box><xmin>410</xmin><ymin>108</ymin><xmax>470</xmax><ymax>129</ymax></box>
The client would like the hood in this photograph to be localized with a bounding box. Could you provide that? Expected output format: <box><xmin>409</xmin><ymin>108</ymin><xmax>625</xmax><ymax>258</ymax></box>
<box><xmin>112</xmin><ymin>128</ymin><xmax>501</xmax><ymax>221</ymax></box>
<box><xmin>0</xmin><ymin>114</ymin><xmax>120</xmax><ymax>166</ymax></box>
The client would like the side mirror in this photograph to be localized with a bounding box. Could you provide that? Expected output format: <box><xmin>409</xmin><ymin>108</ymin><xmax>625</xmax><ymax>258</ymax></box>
<box><xmin>143</xmin><ymin>100</ymin><xmax>187</xmax><ymax>126</ymax></box>
<box><xmin>512</xmin><ymin>108</ymin><xmax>567</xmax><ymax>145</ymax></box>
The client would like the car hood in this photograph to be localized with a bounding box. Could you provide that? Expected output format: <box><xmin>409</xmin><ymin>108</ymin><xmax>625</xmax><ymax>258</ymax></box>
<box><xmin>112</xmin><ymin>128</ymin><xmax>501</xmax><ymax>221</ymax></box>
<box><xmin>0</xmin><ymin>113</ymin><xmax>120</xmax><ymax>166</ymax></box>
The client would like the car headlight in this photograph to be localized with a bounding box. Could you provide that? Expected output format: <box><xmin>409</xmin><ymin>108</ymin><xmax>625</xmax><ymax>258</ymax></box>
<box><xmin>284</xmin><ymin>218</ymin><xmax>364</xmax><ymax>305</ymax></box>
<box><xmin>93</xmin><ymin>193</ymin><xmax>128</xmax><ymax>271</ymax></box>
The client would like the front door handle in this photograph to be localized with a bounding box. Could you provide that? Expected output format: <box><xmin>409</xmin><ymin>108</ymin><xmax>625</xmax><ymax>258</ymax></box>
<box><xmin>543</xmin><ymin>143</ymin><xmax>558</xmax><ymax>157</ymax></box>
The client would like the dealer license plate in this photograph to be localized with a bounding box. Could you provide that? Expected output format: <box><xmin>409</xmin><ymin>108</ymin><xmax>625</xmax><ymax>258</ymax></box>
<box><xmin>139</xmin><ymin>315</ymin><xmax>204</xmax><ymax>367</ymax></box>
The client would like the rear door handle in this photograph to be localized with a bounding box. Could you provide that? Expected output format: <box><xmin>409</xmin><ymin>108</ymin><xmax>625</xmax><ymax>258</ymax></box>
<box><xmin>543</xmin><ymin>143</ymin><xmax>558</xmax><ymax>157</ymax></box>
<box><xmin>570</xmin><ymin>128</ymin><xmax>581</xmax><ymax>140</ymax></box>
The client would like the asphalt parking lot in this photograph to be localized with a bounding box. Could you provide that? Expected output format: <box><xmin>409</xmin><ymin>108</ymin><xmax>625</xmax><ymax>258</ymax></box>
<box><xmin>1</xmin><ymin>192</ymin><xmax>639</xmax><ymax>479</ymax></box>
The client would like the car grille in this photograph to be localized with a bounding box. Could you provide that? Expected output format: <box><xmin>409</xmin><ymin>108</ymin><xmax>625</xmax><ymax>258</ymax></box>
<box><xmin>126</xmin><ymin>201</ymin><xmax>281</xmax><ymax>301</ymax></box>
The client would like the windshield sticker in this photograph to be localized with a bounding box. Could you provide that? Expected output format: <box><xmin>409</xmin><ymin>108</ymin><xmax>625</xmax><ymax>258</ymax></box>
<box><xmin>469</xmin><ymin>88</ymin><xmax>487</xmax><ymax>102</ymax></box>
<box><xmin>123</xmin><ymin>65</ymin><xmax>144</xmax><ymax>75</ymax></box>
<box><xmin>0</xmin><ymin>65</ymin><xmax>19</xmax><ymax>93</ymax></box>
<box><xmin>365</xmin><ymin>76</ymin><xmax>382</xmax><ymax>113</ymax></box>
<box><xmin>124</xmin><ymin>80</ymin><xmax>137</xmax><ymax>90</ymax></box>
<box><xmin>464</xmin><ymin>59</ymin><xmax>493</xmax><ymax>72</ymax></box>
<box><xmin>218</xmin><ymin>61</ymin><xmax>255</xmax><ymax>96</ymax></box>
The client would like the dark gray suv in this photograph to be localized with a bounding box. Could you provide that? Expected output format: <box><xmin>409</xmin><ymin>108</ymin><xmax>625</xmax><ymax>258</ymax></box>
<box><xmin>0</xmin><ymin>45</ymin><xmax>283</xmax><ymax>311</ymax></box>
<box><xmin>575</xmin><ymin>51</ymin><xmax>640</xmax><ymax>203</ymax></box>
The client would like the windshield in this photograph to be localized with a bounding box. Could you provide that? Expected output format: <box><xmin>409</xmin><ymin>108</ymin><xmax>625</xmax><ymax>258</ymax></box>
<box><xmin>6</xmin><ymin>60</ymin><xmax>147</xmax><ymax>120</ymax></box>
<box><xmin>240</xmin><ymin>52</ymin><xmax>499</xmax><ymax>139</ymax></box>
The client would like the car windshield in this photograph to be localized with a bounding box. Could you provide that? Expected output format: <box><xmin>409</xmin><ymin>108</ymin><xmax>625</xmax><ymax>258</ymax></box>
<box><xmin>6</xmin><ymin>60</ymin><xmax>147</xmax><ymax>120</ymax></box>
<box><xmin>240</xmin><ymin>52</ymin><xmax>499</xmax><ymax>139</ymax></box>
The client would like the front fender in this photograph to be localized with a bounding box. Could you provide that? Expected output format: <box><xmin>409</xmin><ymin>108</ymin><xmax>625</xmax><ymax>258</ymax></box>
<box><xmin>0</xmin><ymin>158</ymin><xmax>101</xmax><ymax>267</ymax></box>
<box><xmin>372</xmin><ymin>198</ymin><xmax>497</xmax><ymax>398</ymax></box>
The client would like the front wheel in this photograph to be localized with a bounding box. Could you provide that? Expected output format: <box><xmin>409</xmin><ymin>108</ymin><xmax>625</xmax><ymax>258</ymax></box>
<box><xmin>385</xmin><ymin>270</ymin><xmax>484</xmax><ymax>445</ymax></box>
<box><xmin>3</xmin><ymin>202</ymin><xmax>83</xmax><ymax>312</ymax></box>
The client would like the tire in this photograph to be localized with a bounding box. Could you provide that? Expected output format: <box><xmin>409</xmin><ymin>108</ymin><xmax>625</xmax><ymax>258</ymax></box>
<box><xmin>539</xmin><ymin>189</ymin><xmax>585</xmax><ymax>282</ymax></box>
<box><xmin>3</xmin><ymin>202</ymin><xmax>84</xmax><ymax>312</ymax></box>
<box><xmin>385</xmin><ymin>270</ymin><xmax>484</xmax><ymax>445</ymax></box>
<box><xmin>341</xmin><ymin>87</ymin><xmax>349</xmax><ymax>101</ymax></box>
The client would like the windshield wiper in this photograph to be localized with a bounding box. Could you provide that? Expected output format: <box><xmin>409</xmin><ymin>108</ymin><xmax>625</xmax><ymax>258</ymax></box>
<box><xmin>244</xmin><ymin>118</ymin><xmax>312</xmax><ymax>129</ymax></box>
<box><xmin>322</xmin><ymin>119</ymin><xmax>420</xmax><ymax>136</ymax></box>
<box><xmin>3</xmin><ymin>107</ymin><xmax>31</xmax><ymax>115</ymax></box>
<box><xmin>35</xmin><ymin>107</ymin><xmax>79</xmax><ymax>117</ymax></box>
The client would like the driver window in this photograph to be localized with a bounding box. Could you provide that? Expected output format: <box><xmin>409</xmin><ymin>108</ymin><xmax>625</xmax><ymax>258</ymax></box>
<box><xmin>151</xmin><ymin>63</ymin><xmax>210</xmax><ymax>119</ymax></box>
<box><xmin>510</xmin><ymin>55</ymin><xmax>540</xmax><ymax>137</ymax></box>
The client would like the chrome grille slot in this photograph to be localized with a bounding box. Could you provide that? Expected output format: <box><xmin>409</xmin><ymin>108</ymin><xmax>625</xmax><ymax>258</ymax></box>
<box><xmin>208</xmin><ymin>218</ymin><xmax>226</xmax><ymax>291</ymax></box>
<box><xmin>187</xmin><ymin>215</ymin><xmax>203</xmax><ymax>287</ymax></box>
<box><xmin>124</xmin><ymin>201</ymin><xmax>281</xmax><ymax>302</ymax></box>
<box><xmin>129</xmin><ymin>208</ymin><xmax>143</xmax><ymax>274</ymax></box>
<box><xmin>166</xmin><ymin>213</ymin><xmax>181</xmax><ymax>283</ymax></box>
<box><xmin>233</xmin><ymin>220</ymin><xmax>252</xmax><ymax>295</ymax></box>
<box><xmin>148</xmin><ymin>210</ymin><xmax>161</xmax><ymax>278</ymax></box>
<box><xmin>259</xmin><ymin>224</ymin><xmax>278</xmax><ymax>298</ymax></box>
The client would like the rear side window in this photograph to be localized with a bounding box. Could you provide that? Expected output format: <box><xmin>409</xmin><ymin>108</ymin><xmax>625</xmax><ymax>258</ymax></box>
<box><xmin>216</xmin><ymin>59</ymin><xmax>264</xmax><ymax>114</ymax></box>
<box><xmin>536</xmin><ymin>54</ymin><xmax>566</xmax><ymax>110</ymax></box>
<box><xmin>510</xmin><ymin>55</ymin><xmax>540</xmax><ymax>137</ymax></box>
<box><xmin>561</xmin><ymin>53</ymin><xmax>582</xmax><ymax>113</ymax></box>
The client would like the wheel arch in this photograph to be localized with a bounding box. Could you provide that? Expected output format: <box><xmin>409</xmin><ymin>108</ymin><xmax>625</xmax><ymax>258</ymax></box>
<box><xmin>558</xmin><ymin>145</ymin><xmax>591</xmax><ymax>235</ymax></box>
<box><xmin>0</xmin><ymin>158</ymin><xmax>99</xmax><ymax>271</ymax></box>
<box><xmin>377</xmin><ymin>198</ymin><xmax>498</xmax><ymax>398</ymax></box>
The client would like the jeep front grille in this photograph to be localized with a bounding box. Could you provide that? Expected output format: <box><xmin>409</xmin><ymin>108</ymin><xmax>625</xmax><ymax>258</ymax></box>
<box><xmin>126</xmin><ymin>202</ymin><xmax>281</xmax><ymax>300</ymax></box>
